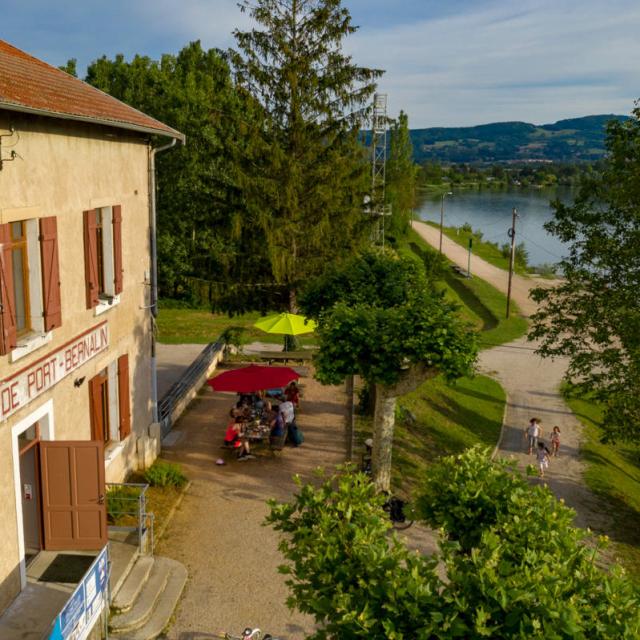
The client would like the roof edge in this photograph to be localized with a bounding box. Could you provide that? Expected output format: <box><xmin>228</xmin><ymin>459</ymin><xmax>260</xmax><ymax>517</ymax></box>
<box><xmin>0</xmin><ymin>101</ymin><xmax>186</xmax><ymax>144</ymax></box>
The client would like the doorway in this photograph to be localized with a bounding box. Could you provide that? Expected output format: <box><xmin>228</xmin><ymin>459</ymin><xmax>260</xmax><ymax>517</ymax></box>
<box><xmin>12</xmin><ymin>399</ymin><xmax>54</xmax><ymax>588</ymax></box>
<box><xmin>18</xmin><ymin>422</ymin><xmax>42</xmax><ymax>563</ymax></box>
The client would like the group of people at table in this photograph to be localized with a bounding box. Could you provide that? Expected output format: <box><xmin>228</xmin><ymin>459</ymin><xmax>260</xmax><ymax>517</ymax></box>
<box><xmin>223</xmin><ymin>381</ymin><xmax>300</xmax><ymax>460</ymax></box>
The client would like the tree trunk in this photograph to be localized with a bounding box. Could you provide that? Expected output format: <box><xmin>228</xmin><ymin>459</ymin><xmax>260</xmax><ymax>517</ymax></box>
<box><xmin>372</xmin><ymin>384</ymin><xmax>397</xmax><ymax>492</ymax></box>
<box><xmin>345</xmin><ymin>375</ymin><xmax>355</xmax><ymax>462</ymax></box>
<box><xmin>370</xmin><ymin>364</ymin><xmax>439</xmax><ymax>493</ymax></box>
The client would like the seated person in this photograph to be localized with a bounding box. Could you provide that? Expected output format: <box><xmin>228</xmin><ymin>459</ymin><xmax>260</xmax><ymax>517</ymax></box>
<box><xmin>223</xmin><ymin>410</ymin><xmax>253</xmax><ymax>459</ymax></box>
<box><xmin>284</xmin><ymin>381</ymin><xmax>300</xmax><ymax>407</ymax></box>
<box><xmin>280</xmin><ymin>399</ymin><xmax>295</xmax><ymax>427</ymax></box>
<box><xmin>269</xmin><ymin>406</ymin><xmax>285</xmax><ymax>444</ymax></box>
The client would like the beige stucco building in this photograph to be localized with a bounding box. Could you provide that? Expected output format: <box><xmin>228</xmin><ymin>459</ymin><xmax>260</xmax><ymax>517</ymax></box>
<box><xmin>0</xmin><ymin>40</ymin><xmax>183</xmax><ymax>619</ymax></box>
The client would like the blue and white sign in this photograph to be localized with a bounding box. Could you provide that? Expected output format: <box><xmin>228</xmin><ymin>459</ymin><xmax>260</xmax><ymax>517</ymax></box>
<box><xmin>48</xmin><ymin>546</ymin><xmax>109</xmax><ymax>640</ymax></box>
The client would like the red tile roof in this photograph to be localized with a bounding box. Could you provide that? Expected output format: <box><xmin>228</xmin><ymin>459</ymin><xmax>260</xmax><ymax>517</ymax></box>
<box><xmin>0</xmin><ymin>40</ymin><xmax>184</xmax><ymax>142</ymax></box>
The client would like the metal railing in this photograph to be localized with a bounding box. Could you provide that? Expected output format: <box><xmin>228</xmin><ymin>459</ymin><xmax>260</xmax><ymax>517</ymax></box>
<box><xmin>106</xmin><ymin>482</ymin><xmax>154</xmax><ymax>554</ymax></box>
<box><xmin>158</xmin><ymin>340</ymin><xmax>223</xmax><ymax>436</ymax></box>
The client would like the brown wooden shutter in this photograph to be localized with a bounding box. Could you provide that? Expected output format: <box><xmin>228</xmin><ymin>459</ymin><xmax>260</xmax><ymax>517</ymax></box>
<box><xmin>117</xmin><ymin>354</ymin><xmax>131</xmax><ymax>440</ymax></box>
<box><xmin>83</xmin><ymin>209</ymin><xmax>99</xmax><ymax>309</ymax></box>
<box><xmin>0</xmin><ymin>223</ymin><xmax>17</xmax><ymax>355</ymax></box>
<box><xmin>89</xmin><ymin>374</ymin><xmax>104</xmax><ymax>441</ymax></box>
<box><xmin>112</xmin><ymin>205</ymin><xmax>123</xmax><ymax>295</ymax></box>
<box><xmin>39</xmin><ymin>216</ymin><xmax>62</xmax><ymax>331</ymax></box>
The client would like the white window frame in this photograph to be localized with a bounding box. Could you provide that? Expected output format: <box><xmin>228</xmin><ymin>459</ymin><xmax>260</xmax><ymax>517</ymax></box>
<box><xmin>10</xmin><ymin>219</ymin><xmax>53</xmax><ymax>363</ymax></box>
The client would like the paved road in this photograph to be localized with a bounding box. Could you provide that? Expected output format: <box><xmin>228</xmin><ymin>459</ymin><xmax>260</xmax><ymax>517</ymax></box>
<box><xmin>413</xmin><ymin>222</ymin><xmax>608</xmax><ymax>533</ymax></box>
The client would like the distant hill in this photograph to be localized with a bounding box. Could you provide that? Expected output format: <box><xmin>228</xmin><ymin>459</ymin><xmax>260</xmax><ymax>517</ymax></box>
<box><xmin>410</xmin><ymin>114</ymin><xmax>629</xmax><ymax>164</ymax></box>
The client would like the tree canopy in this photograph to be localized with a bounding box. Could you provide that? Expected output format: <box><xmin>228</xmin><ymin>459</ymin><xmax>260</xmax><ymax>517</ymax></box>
<box><xmin>529</xmin><ymin>106</ymin><xmax>640</xmax><ymax>442</ymax></box>
<box><xmin>82</xmin><ymin>42</ymin><xmax>261</xmax><ymax>305</ymax></box>
<box><xmin>230</xmin><ymin>0</ymin><xmax>383</xmax><ymax>308</ymax></box>
<box><xmin>300</xmin><ymin>249</ymin><xmax>477</xmax><ymax>489</ymax></box>
<box><xmin>267</xmin><ymin>450</ymin><xmax>640</xmax><ymax>639</ymax></box>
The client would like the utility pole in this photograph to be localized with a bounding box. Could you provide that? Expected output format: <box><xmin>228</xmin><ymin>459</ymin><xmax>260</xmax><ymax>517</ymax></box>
<box><xmin>467</xmin><ymin>237</ymin><xmax>473</xmax><ymax>278</ymax></box>
<box><xmin>506</xmin><ymin>207</ymin><xmax>518</xmax><ymax>318</ymax></box>
<box><xmin>438</xmin><ymin>191</ymin><xmax>453</xmax><ymax>253</ymax></box>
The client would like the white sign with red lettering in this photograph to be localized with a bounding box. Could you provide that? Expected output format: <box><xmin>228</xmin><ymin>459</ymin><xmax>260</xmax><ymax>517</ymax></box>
<box><xmin>0</xmin><ymin>322</ymin><xmax>109</xmax><ymax>422</ymax></box>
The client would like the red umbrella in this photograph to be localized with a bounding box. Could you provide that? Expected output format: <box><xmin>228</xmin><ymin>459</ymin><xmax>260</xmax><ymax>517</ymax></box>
<box><xmin>207</xmin><ymin>364</ymin><xmax>300</xmax><ymax>393</ymax></box>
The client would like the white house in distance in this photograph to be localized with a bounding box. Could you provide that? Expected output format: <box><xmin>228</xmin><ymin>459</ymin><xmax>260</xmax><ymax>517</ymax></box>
<box><xmin>0</xmin><ymin>38</ymin><xmax>184</xmax><ymax>625</ymax></box>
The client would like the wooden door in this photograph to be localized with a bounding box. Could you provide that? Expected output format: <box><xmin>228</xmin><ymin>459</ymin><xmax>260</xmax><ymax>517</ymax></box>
<box><xmin>39</xmin><ymin>441</ymin><xmax>107</xmax><ymax>550</ymax></box>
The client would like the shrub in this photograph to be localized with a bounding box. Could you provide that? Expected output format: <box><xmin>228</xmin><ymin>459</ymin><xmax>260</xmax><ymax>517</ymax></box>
<box><xmin>106</xmin><ymin>485</ymin><xmax>140</xmax><ymax>524</ymax></box>
<box><xmin>267</xmin><ymin>451</ymin><xmax>640</xmax><ymax>639</ymax></box>
<box><xmin>144</xmin><ymin>460</ymin><xmax>187</xmax><ymax>488</ymax></box>
<box><xmin>461</xmin><ymin>222</ymin><xmax>473</xmax><ymax>233</ymax></box>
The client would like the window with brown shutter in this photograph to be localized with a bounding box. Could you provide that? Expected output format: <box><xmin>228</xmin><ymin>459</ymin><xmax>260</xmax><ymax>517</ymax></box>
<box><xmin>0</xmin><ymin>223</ymin><xmax>18</xmax><ymax>355</ymax></box>
<box><xmin>84</xmin><ymin>205</ymin><xmax>123</xmax><ymax>309</ymax></box>
<box><xmin>117</xmin><ymin>354</ymin><xmax>131</xmax><ymax>440</ymax></box>
<box><xmin>89</xmin><ymin>371</ymin><xmax>109</xmax><ymax>444</ymax></box>
<box><xmin>40</xmin><ymin>217</ymin><xmax>62</xmax><ymax>331</ymax></box>
<box><xmin>83</xmin><ymin>209</ymin><xmax>100</xmax><ymax>309</ymax></box>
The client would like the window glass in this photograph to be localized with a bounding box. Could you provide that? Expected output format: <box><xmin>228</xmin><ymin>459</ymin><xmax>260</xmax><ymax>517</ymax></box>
<box><xmin>10</xmin><ymin>221</ymin><xmax>30</xmax><ymax>335</ymax></box>
<box><xmin>18</xmin><ymin>422</ymin><xmax>40</xmax><ymax>452</ymax></box>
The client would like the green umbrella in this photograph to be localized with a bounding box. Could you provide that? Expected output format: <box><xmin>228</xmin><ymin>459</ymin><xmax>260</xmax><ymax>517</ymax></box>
<box><xmin>254</xmin><ymin>312</ymin><xmax>317</xmax><ymax>336</ymax></box>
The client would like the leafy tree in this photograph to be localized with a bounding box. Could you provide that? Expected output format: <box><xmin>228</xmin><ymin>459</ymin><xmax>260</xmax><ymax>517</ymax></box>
<box><xmin>230</xmin><ymin>0</ymin><xmax>383</xmax><ymax>310</ymax></box>
<box><xmin>300</xmin><ymin>249</ymin><xmax>477</xmax><ymax>490</ymax></box>
<box><xmin>529</xmin><ymin>107</ymin><xmax>640</xmax><ymax>442</ymax></box>
<box><xmin>267</xmin><ymin>451</ymin><xmax>640</xmax><ymax>639</ymax></box>
<box><xmin>266</xmin><ymin>469</ymin><xmax>448</xmax><ymax>639</ymax></box>
<box><xmin>82</xmin><ymin>42</ymin><xmax>266</xmax><ymax>306</ymax></box>
<box><xmin>58</xmin><ymin>58</ymin><xmax>77</xmax><ymax>77</ymax></box>
<box><xmin>386</xmin><ymin>111</ymin><xmax>417</xmax><ymax>239</ymax></box>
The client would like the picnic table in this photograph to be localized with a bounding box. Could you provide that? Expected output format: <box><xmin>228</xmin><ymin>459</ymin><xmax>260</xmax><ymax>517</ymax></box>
<box><xmin>256</xmin><ymin>349</ymin><xmax>317</xmax><ymax>364</ymax></box>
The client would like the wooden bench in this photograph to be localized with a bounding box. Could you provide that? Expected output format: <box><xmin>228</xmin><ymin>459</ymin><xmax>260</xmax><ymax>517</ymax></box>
<box><xmin>451</xmin><ymin>264</ymin><xmax>471</xmax><ymax>278</ymax></box>
<box><xmin>256</xmin><ymin>349</ymin><xmax>317</xmax><ymax>364</ymax></box>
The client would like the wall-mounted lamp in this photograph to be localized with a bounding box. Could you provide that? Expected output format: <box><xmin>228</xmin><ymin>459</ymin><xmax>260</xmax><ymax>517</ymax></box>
<box><xmin>74</xmin><ymin>376</ymin><xmax>86</xmax><ymax>388</ymax></box>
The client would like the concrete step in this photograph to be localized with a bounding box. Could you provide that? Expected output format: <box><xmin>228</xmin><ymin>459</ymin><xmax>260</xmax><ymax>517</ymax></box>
<box><xmin>120</xmin><ymin>561</ymin><xmax>188</xmax><ymax>640</ymax></box>
<box><xmin>112</xmin><ymin>556</ymin><xmax>155</xmax><ymax>613</ymax></box>
<box><xmin>109</xmin><ymin>557</ymin><xmax>172</xmax><ymax>633</ymax></box>
<box><xmin>114</xmin><ymin>559</ymin><xmax>188</xmax><ymax>640</ymax></box>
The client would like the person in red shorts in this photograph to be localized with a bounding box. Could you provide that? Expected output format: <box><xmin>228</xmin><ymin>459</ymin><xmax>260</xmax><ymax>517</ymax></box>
<box><xmin>223</xmin><ymin>409</ymin><xmax>253</xmax><ymax>460</ymax></box>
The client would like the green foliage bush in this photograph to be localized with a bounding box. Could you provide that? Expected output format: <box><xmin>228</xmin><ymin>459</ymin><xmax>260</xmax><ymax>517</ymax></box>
<box><xmin>268</xmin><ymin>450</ymin><xmax>640</xmax><ymax>639</ymax></box>
<box><xmin>144</xmin><ymin>460</ymin><xmax>187</xmax><ymax>488</ymax></box>
<box><xmin>106</xmin><ymin>485</ymin><xmax>140</xmax><ymax>525</ymax></box>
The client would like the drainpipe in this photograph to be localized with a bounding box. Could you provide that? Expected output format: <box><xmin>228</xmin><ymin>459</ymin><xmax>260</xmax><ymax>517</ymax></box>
<box><xmin>148</xmin><ymin>137</ymin><xmax>178</xmax><ymax>423</ymax></box>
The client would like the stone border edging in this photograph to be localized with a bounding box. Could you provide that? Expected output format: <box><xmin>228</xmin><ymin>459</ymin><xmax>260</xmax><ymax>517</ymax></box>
<box><xmin>154</xmin><ymin>480</ymin><xmax>192</xmax><ymax>545</ymax></box>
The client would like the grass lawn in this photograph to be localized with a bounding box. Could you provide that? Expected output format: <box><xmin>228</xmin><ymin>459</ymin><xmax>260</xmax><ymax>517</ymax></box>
<box><xmin>357</xmin><ymin>374</ymin><xmax>505</xmax><ymax>496</ymax></box>
<box><xmin>424</xmin><ymin>221</ymin><xmax>530</xmax><ymax>275</ymax></box>
<box><xmin>403</xmin><ymin>228</ymin><xmax>528</xmax><ymax>348</ymax></box>
<box><xmin>156</xmin><ymin>306</ymin><xmax>316</xmax><ymax>347</ymax></box>
<box><xmin>563</xmin><ymin>390</ymin><xmax>640</xmax><ymax>578</ymax></box>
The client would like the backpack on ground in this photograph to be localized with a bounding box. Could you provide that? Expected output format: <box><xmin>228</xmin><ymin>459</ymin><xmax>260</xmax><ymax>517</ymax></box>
<box><xmin>290</xmin><ymin>425</ymin><xmax>304</xmax><ymax>446</ymax></box>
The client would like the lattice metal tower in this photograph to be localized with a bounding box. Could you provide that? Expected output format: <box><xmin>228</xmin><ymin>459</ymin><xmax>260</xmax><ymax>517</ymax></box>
<box><xmin>370</xmin><ymin>93</ymin><xmax>391</xmax><ymax>245</ymax></box>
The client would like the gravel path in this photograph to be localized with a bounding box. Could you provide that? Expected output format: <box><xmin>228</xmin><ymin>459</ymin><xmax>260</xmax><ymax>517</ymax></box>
<box><xmin>158</xmin><ymin>365</ymin><xmax>347</xmax><ymax>640</ymax></box>
<box><xmin>412</xmin><ymin>222</ymin><xmax>608</xmax><ymax>532</ymax></box>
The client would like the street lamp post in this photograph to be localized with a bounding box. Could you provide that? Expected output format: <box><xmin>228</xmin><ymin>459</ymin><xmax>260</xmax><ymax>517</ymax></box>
<box><xmin>439</xmin><ymin>191</ymin><xmax>453</xmax><ymax>253</ymax></box>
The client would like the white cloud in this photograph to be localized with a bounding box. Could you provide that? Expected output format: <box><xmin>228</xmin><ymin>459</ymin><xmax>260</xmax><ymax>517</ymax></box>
<box><xmin>346</xmin><ymin>0</ymin><xmax>640</xmax><ymax>126</ymax></box>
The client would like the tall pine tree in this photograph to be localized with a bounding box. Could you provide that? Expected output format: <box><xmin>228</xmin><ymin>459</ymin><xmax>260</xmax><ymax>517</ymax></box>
<box><xmin>386</xmin><ymin>111</ymin><xmax>417</xmax><ymax>240</ymax></box>
<box><xmin>230</xmin><ymin>0</ymin><xmax>383</xmax><ymax>309</ymax></box>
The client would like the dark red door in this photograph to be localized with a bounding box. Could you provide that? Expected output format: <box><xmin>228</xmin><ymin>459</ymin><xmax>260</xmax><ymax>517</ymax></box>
<box><xmin>39</xmin><ymin>441</ymin><xmax>108</xmax><ymax>550</ymax></box>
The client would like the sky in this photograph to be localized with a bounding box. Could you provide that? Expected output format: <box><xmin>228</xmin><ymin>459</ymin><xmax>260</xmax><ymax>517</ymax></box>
<box><xmin>4</xmin><ymin>0</ymin><xmax>639</xmax><ymax>128</ymax></box>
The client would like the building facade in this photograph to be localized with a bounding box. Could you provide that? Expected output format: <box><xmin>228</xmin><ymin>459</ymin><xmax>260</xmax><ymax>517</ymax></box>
<box><xmin>0</xmin><ymin>40</ymin><xmax>183</xmax><ymax>615</ymax></box>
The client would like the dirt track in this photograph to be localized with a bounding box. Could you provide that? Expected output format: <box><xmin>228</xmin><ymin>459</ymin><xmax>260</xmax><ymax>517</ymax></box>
<box><xmin>413</xmin><ymin>222</ymin><xmax>608</xmax><ymax>532</ymax></box>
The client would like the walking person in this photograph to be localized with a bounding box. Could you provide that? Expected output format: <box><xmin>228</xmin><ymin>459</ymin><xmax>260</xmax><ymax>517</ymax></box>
<box><xmin>551</xmin><ymin>426</ymin><xmax>561</xmax><ymax>457</ymax></box>
<box><xmin>524</xmin><ymin>417</ymin><xmax>542</xmax><ymax>455</ymax></box>
<box><xmin>536</xmin><ymin>441</ymin><xmax>551</xmax><ymax>478</ymax></box>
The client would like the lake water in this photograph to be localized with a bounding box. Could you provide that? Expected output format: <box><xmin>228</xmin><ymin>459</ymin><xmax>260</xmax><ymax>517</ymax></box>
<box><xmin>416</xmin><ymin>188</ymin><xmax>572</xmax><ymax>268</ymax></box>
